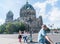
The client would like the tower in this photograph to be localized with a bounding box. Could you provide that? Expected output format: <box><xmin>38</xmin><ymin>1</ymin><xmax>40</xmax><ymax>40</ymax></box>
<box><xmin>39</xmin><ymin>16</ymin><xmax>43</xmax><ymax>26</ymax></box>
<box><xmin>5</xmin><ymin>11</ymin><xmax>13</xmax><ymax>23</ymax></box>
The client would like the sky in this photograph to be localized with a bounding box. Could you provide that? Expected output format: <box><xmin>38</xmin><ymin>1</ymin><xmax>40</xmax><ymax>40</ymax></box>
<box><xmin>0</xmin><ymin>0</ymin><xmax>60</xmax><ymax>29</ymax></box>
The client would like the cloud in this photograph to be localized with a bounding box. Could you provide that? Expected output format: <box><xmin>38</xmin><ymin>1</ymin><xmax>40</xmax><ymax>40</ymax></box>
<box><xmin>33</xmin><ymin>2</ymin><xmax>47</xmax><ymax>18</ymax></box>
<box><xmin>33</xmin><ymin>0</ymin><xmax>58</xmax><ymax>17</ymax></box>
<box><xmin>0</xmin><ymin>19</ymin><xmax>5</xmax><ymax>25</ymax></box>
<box><xmin>49</xmin><ymin>7</ymin><xmax>60</xmax><ymax>22</ymax></box>
<box><xmin>33</xmin><ymin>0</ymin><xmax>60</xmax><ymax>22</ymax></box>
<box><xmin>39</xmin><ymin>0</ymin><xmax>46</xmax><ymax>3</ymax></box>
<box><xmin>33</xmin><ymin>0</ymin><xmax>58</xmax><ymax>18</ymax></box>
<box><xmin>46</xmin><ymin>0</ymin><xmax>57</xmax><ymax>6</ymax></box>
<box><xmin>33</xmin><ymin>0</ymin><xmax>60</xmax><ymax>28</ymax></box>
<box><xmin>54</xmin><ymin>0</ymin><xmax>60</xmax><ymax>9</ymax></box>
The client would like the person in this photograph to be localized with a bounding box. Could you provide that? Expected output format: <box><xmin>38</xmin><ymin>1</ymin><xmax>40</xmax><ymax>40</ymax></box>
<box><xmin>38</xmin><ymin>24</ymin><xmax>54</xmax><ymax>44</ymax></box>
<box><xmin>18</xmin><ymin>30</ymin><xmax>22</xmax><ymax>43</ymax></box>
<box><xmin>23</xmin><ymin>31</ymin><xmax>28</xmax><ymax>43</ymax></box>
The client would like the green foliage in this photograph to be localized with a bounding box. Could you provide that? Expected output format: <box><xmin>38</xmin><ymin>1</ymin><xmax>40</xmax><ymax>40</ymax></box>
<box><xmin>5</xmin><ymin>22</ymin><xmax>17</xmax><ymax>34</ymax></box>
<box><xmin>0</xmin><ymin>25</ymin><xmax>6</xmax><ymax>34</ymax></box>
<box><xmin>20</xmin><ymin>22</ymin><xmax>26</xmax><ymax>31</ymax></box>
<box><xmin>57</xmin><ymin>28</ymin><xmax>60</xmax><ymax>30</ymax></box>
<box><xmin>13</xmin><ymin>22</ymin><xmax>26</xmax><ymax>31</ymax></box>
<box><xmin>0</xmin><ymin>22</ymin><xmax>26</xmax><ymax>34</ymax></box>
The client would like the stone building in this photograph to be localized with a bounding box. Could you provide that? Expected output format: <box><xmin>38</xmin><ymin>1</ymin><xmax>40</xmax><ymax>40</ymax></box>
<box><xmin>5</xmin><ymin>2</ymin><xmax>43</xmax><ymax>32</ymax></box>
<box><xmin>5</xmin><ymin>11</ymin><xmax>13</xmax><ymax>23</ymax></box>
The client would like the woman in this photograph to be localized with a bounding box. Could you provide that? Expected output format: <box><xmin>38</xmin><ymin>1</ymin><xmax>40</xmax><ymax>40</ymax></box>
<box><xmin>18</xmin><ymin>31</ymin><xmax>22</xmax><ymax>43</ymax></box>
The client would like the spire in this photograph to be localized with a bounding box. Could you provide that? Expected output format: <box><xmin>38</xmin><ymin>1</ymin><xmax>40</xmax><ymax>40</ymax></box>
<box><xmin>26</xmin><ymin>0</ymin><xmax>28</xmax><ymax>4</ymax></box>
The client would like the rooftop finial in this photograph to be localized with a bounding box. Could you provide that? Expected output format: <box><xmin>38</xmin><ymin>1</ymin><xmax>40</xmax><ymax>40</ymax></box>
<box><xmin>26</xmin><ymin>0</ymin><xmax>28</xmax><ymax>4</ymax></box>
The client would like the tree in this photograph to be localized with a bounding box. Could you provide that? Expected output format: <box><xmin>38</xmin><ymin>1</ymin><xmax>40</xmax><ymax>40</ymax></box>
<box><xmin>0</xmin><ymin>21</ymin><xmax>26</xmax><ymax>34</ymax></box>
<box><xmin>0</xmin><ymin>25</ymin><xmax>6</xmax><ymax>34</ymax></box>
<box><xmin>5</xmin><ymin>22</ymin><xmax>26</xmax><ymax>34</ymax></box>
<box><xmin>5</xmin><ymin>22</ymin><xmax>17</xmax><ymax>34</ymax></box>
<box><xmin>20</xmin><ymin>22</ymin><xmax>26</xmax><ymax>31</ymax></box>
<box><xmin>14</xmin><ymin>22</ymin><xmax>26</xmax><ymax>31</ymax></box>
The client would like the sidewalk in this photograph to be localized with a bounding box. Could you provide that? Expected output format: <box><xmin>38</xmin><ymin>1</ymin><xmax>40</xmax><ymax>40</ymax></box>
<box><xmin>0</xmin><ymin>33</ymin><xmax>60</xmax><ymax>44</ymax></box>
<box><xmin>0</xmin><ymin>37</ymin><xmax>27</xmax><ymax>44</ymax></box>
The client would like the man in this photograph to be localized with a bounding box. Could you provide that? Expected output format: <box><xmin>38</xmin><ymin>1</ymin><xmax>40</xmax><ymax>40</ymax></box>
<box><xmin>23</xmin><ymin>31</ymin><xmax>28</xmax><ymax>43</ymax></box>
<box><xmin>38</xmin><ymin>25</ymin><xmax>53</xmax><ymax>44</ymax></box>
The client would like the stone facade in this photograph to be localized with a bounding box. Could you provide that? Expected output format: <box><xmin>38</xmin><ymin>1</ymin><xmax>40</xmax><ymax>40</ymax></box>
<box><xmin>20</xmin><ymin>2</ymin><xmax>43</xmax><ymax>32</ymax></box>
<box><xmin>5</xmin><ymin>2</ymin><xmax>43</xmax><ymax>32</ymax></box>
<box><xmin>5</xmin><ymin>11</ymin><xmax>13</xmax><ymax>23</ymax></box>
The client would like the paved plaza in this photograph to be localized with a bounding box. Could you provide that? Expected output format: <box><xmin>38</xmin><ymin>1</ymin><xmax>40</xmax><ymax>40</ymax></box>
<box><xmin>0</xmin><ymin>33</ymin><xmax>60</xmax><ymax>44</ymax></box>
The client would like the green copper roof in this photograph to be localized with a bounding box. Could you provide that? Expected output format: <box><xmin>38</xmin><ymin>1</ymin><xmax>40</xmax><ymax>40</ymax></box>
<box><xmin>21</xmin><ymin>2</ymin><xmax>35</xmax><ymax>10</ymax></box>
